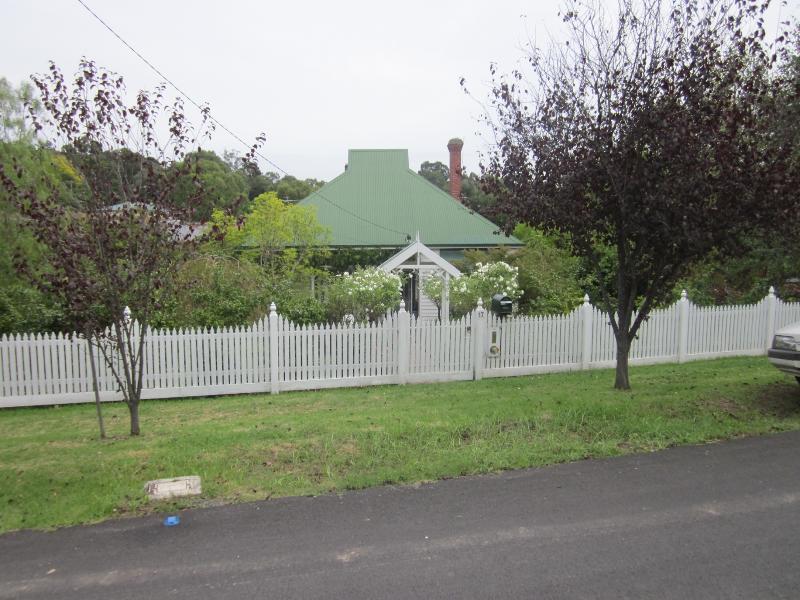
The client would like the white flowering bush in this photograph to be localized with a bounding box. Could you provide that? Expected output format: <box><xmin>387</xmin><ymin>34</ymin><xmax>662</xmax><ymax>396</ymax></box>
<box><xmin>324</xmin><ymin>267</ymin><xmax>403</xmax><ymax>323</ymax></box>
<box><xmin>422</xmin><ymin>262</ymin><xmax>522</xmax><ymax>318</ymax></box>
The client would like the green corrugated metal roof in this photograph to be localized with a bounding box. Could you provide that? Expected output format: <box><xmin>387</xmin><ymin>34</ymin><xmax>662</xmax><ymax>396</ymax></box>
<box><xmin>298</xmin><ymin>149</ymin><xmax>521</xmax><ymax>248</ymax></box>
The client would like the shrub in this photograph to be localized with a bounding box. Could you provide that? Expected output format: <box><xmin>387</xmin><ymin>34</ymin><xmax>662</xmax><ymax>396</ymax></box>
<box><xmin>151</xmin><ymin>256</ymin><xmax>271</xmax><ymax>329</ymax></box>
<box><xmin>423</xmin><ymin>261</ymin><xmax>522</xmax><ymax>319</ymax></box>
<box><xmin>324</xmin><ymin>267</ymin><xmax>403</xmax><ymax>323</ymax></box>
<box><xmin>463</xmin><ymin>226</ymin><xmax>585</xmax><ymax>315</ymax></box>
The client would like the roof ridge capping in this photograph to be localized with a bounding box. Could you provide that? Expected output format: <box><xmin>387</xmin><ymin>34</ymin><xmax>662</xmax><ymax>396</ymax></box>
<box><xmin>347</xmin><ymin>148</ymin><xmax>409</xmax><ymax>171</ymax></box>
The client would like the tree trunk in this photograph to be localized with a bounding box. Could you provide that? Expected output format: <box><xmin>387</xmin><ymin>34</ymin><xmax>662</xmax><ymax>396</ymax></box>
<box><xmin>614</xmin><ymin>333</ymin><xmax>631</xmax><ymax>390</ymax></box>
<box><xmin>128</xmin><ymin>401</ymin><xmax>140</xmax><ymax>436</ymax></box>
<box><xmin>87</xmin><ymin>339</ymin><xmax>106</xmax><ymax>439</ymax></box>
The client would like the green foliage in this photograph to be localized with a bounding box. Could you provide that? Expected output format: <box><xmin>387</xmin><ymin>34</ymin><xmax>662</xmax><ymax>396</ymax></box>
<box><xmin>277</xmin><ymin>295</ymin><xmax>327</xmax><ymax>325</ymax></box>
<box><xmin>418</xmin><ymin>160</ymin><xmax>497</xmax><ymax>219</ymax></box>
<box><xmin>0</xmin><ymin>284</ymin><xmax>63</xmax><ymax>334</ymax></box>
<box><xmin>190</xmin><ymin>192</ymin><xmax>331</xmax><ymax>327</ymax></box>
<box><xmin>324</xmin><ymin>267</ymin><xmax>403</xmax><ymax>322</ymax></box>
<box><xmin>151</xmin><ymin>256</ymin><xmax>271</xmax><ymax>329</ymax></box>
<box><xmin>677</xmin><ymin>240</ymin><xmax>800</xmax><ymax>305</ymax></box>
<box><xmin>245</xmin><ymin>172</ymin><xmax>278</xmax><ymax>200</ymax></box>
<box><xmin>151</xmin><ymin>256</ymin><xmax>328</xmax><ymax>329</ymax></box>
<box><xmin>275</xmin><ymin>175</ymin><xmax>325</xmax><ymax>202</ymax></box>
<box><xmin>312</xmin><ymin>247</ymin><xmax>397</xmax><ymax>275</ymax></box>
<box><xmin>460</xmin><ymin>172</ymin><xmax>496</xmax><ymax>219</ymax></box>
<box><xmin>222</xmin><ymin>149</ymin><xmax>325</xmax><ymax>202</ymax></box>
<box><xmin>212</xmin><ymin>191</ymin><xmax>330</xmax><ymax>278</ymax></box>
<box><xmin>418</xmin><ymin>160</ymin><xmax>449</xmax><ymax>191</ymax></box>
<box><xmin>0</xmin><ymin>77</ymin><xmax>41</xmax><ymax>142</ymax></box>
<box><xmin>457</xmin><ymin>226</ymin><xmax>584</xmax><ymax>315</ymax></box>
<box><xmin>424</xmin><ymin>261</ymin><xmax>522</xmax><ymax>319</ymax></box>
<box><xmin>171</xmin><ymin>150</ymin><xmax>248</xmax><ymax>220</ymax></box>
<box><xmin>0</xmin><ymin>141</ymin><xmax>83</xmax><ymax>206</ymax></box>
<box><xmin>0</xmin><ymin>141</ymin><xmax>87</xmax><ymax>333</ymax></box>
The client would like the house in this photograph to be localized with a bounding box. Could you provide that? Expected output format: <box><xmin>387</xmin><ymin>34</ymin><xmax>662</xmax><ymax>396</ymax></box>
<box><xmin>299</xmin><ymin>139</ymin><xmax>521</xmax><ymax>317</ymax></box>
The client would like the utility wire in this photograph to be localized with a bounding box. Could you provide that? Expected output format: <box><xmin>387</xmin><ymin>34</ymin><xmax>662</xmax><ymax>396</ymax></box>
<box><xmin>75</xmin><ymin>0</ymin><xmax>412</xmax><ymax>243</ymax></box>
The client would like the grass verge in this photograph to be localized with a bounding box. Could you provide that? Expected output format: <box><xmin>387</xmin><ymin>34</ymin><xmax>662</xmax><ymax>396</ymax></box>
<box><xmin>1</xmin><ymin>356</ymin><xmax>799</xmax><ymax>533</ymax></box>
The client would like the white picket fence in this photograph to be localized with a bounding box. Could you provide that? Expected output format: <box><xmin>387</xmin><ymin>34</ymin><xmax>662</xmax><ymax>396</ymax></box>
<box><xmin>1</xmin><ymin>288</ymin><xmax>798</xmax><ymax>408</ymax></box>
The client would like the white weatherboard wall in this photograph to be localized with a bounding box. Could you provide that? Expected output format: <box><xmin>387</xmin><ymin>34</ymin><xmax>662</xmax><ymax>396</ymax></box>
<box><xmin>1</xmin><ymin>290</ymin><xmax>799</xmax><ymax>408</ymax></box>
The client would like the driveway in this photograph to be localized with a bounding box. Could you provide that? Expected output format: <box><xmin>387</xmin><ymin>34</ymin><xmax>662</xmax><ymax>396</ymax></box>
<box><xmin>1</xmin><ymin>431</ymin><xmax>799</xmax><ymax>599</ymax></box>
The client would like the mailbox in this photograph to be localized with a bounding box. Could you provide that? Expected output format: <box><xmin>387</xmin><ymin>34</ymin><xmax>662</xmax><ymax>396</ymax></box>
<box><xmin>491</xmin><ymin>293</ymin><xmax>513</xmax><ymax>318</ymax></box>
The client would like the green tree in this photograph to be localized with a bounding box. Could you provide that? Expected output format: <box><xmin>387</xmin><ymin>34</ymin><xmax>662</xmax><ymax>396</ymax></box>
<box><xmin>221</xmin><ymin>149</ymin><xmax>280</xmax><ymax>200</ymax></box>
<box><xmin>63</xmin><ymin>145</ymin><xmax>163</xmax><ymax>209</ymax></box>
<box><xmin>418</xmin><ymin>160</ymin><xmax>497</xmax><ymax>219</ymax></box>
<box><xmin>216</xmin><ymin>191</ymin><xmax>330</xmax><ymax>276</ymax></box>
<box><xmin>207</xmin><ymin>191</ymin><xmax>330</xmax><ymax>320</ymax></box>
<box><xmin>171</xmin><ymin>150</ymin><xmax>248</xmax><ymax>219</ymax></box>
<box><xmin>0</xmin><ymin>77</ymin><xmax>41</xmax><ymax>142</ymax></box>
<box><xmin>678</xmin><ymin>238</ymin><xmax>800</xmax><ymax>305</ymax></box>
<box><xmin>418</xmin><ymin>160</ymin><xmax>449</xmax><ymax>191</ymax></box>
<box><xmin>0</xmin><ymin>140</ymin><xmax>85</xmax><ymax>333</ymax></box>
<box><xmin>204</xmin><ymin>192</ymin><xmax>331</xmax><ymax>325</ymax></box>
<box><xmin>275</xmin><ymin>175</ymin><xmax>324</xmax><ymax>202</ymax></box>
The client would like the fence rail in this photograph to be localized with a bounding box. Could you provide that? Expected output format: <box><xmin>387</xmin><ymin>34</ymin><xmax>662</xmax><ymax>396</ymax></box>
<box><xmin>1</xmin><ymin>289</ymin><xmax>798</xmax><ymax>408</ymax></box>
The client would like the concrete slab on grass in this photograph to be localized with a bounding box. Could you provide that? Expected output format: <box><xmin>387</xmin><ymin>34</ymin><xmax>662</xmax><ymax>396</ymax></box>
<box><xmin>144</xmin><ymin>476</ymin><xmax>201</xmax><ymax>501</ymax></box>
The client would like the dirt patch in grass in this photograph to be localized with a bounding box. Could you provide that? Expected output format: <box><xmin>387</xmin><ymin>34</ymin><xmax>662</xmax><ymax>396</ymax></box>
<box><xmin>44</xmin><ymin>440</ymin><xmax>86</xmax><ymax>449</ymax></box>
<box><xmin>752</xmin><ymin>383</ymin><xmax>800</xmax><ymax>418</ymax></box>
<box><xmin>261</xmin><ymin>442</ymin><xmax>300</xmax><ymax>468</ymax></box>
<box><xmin>702</xmin><ymin>396</ymin><xmax>745</xmax><ymax>419</ymax></box>
<box><xmin>270</xmin><ymin>442</ymin><xmax>298</xmax><ymax>455</ymax></box>
<box><xmin>338</xmin><ymin>440</ymin><xmax>358</xmax><ymax>455</ymax></box>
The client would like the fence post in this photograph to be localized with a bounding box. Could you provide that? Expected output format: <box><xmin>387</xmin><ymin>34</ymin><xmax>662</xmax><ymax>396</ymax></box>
<box><xmin>473</xmin><ymin>298</ymin><xmax>486</xmax><ymax>381</ymax></box>
<box><xmin>269</xmin><ymin>302</ymin><xmax>279</xmax><ymax>394</ymax></box>
<box><xmin>765</xmin><ymin>286</ymin><xmax>777</xmax><ymax>352</ymax></box>
<box><xmin>677</xmin><ymin>290</ymin><xmax>689</xmax><ymax>363</ymax></box>
<box><xmin>581</xmin><ymin>294</ymin><xmax>593</xmax><ymax>370</ymax></box>
<box><xmin>397</xmin><ymin>300</ymin><xmax>410</xmax><ymax>384</ymax></box>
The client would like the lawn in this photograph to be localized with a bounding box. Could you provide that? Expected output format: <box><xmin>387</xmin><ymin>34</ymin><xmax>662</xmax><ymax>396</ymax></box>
<box><xmin>1</xmin><ymin>356</ymin><xmax>799</xmax><ymax>533</ymax></box>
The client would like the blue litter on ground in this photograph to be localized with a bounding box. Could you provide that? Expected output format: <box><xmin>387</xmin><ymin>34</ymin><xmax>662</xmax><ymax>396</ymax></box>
<box><xmin>163</xmin><ymin>515</ymin><xmax>181</xmax><ymax>527</ymax></box>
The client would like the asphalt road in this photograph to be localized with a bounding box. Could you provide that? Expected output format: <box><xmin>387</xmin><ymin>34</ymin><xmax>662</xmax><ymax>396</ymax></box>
<box><xmin>2</xmin><ymin>431</ymin><xmax>799</xmax><ymax>599</ymax></box>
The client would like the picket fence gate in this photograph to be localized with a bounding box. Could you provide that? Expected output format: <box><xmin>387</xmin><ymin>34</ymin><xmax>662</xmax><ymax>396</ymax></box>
<box><xmin>1</xmin><ymin>288</ymin><xmax>798</xmax><ymax>408</ymax></box>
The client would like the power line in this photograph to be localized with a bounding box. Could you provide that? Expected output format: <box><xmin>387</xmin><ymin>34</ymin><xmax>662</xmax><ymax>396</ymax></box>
<box><xmin>75</xmin><ymin>0</ymin><xmax>412</xmax><ymax>243</ymax></box>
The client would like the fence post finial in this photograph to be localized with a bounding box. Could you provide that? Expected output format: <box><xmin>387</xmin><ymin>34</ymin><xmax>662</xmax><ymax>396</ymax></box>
<box><xmin>680</xmin><ymin>289</ymin><xmax>687</xmax><ymax>301</ymax></box>
<box><xmin>768</xmin><ymin>285</ymin><xmax>775</xmax><ymax>297</ymax></box>
<box><xmin>399</xmin><ymin>299</ymin><xmax>406</xmax><ymax>313</ymax></box>
<box><xmin>269</xmin><ymin>302</ymin><xmax>277</xmax><ymax>315</ymax></box>
<box><xmin>583</xmin><ymin>293</ymin><xmax>590</xmax><ymax>305</ymax></box>
<box><xmin>123</xmin><ymin>306</ymin><xmax>132</xmax><ymax>323</ymax></box>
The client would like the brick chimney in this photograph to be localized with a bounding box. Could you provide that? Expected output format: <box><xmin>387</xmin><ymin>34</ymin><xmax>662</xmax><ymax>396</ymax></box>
<box><xmin>447</xmin><ymin>137</ymin><xmax>464</xmax><ymax>201</ymax></box>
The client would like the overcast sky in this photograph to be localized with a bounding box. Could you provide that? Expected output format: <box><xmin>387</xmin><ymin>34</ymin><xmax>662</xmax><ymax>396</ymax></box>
<box><xmin>3</xmin><ymin>1</ymin><xmax>797</xmax><ymax>180</ymax></box>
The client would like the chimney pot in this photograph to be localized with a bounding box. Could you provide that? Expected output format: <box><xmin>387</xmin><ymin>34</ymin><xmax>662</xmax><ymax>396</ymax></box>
<box><xmin>447</xmin><ymin>138</ymin><xmax>464</xmax><ymax>202</ymax></box>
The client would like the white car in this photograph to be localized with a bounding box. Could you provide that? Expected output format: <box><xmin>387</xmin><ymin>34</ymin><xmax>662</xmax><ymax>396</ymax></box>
<box><xmin>768</xmin><ymin>321</ymin><xmax>800</xmax><ymax>383</ymax></box>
